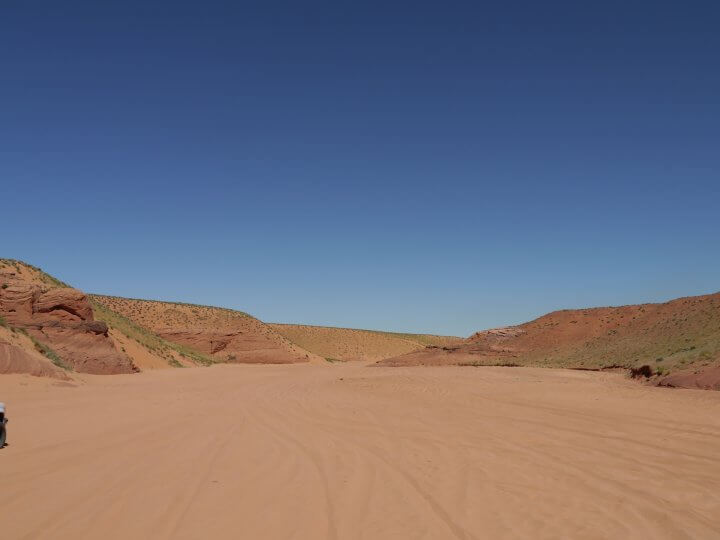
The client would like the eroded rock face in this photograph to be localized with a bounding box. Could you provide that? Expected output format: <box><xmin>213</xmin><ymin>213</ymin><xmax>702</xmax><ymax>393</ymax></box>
<box><xmin>157</xmin><ymin>329</ymin><xmax>310</xmax><ymax>364</ymax></box>
<box><xmin>0</xmin><ymin>284</ymin><xmax>95</xmax><ymax>325</ymax></box>
<box><xmin>33</xmin><ymin>288</ymin><xmax>94</xmax><ymax>322</ymax></box>
<box><xmin>92</xmin><ymin>295</ymin><xmax>318</xmax><ymax>364</ymax></box>
<box><xmin>0</xmin><ymin>284</ymin><xmax>38</xmax><ymax>321</ymax></box>
<box><xmin>30</xmin><ymin>322</ymin><xmax>135</xmax><ymax>375</ymax></box>
<box><xmin>0</xmin><ymin>280</ymin><xmax>136</xmax><ymax>375</ymax></box>
<box><xmin>0</xmin><ymin>335</ymin><xmax>70</xmax><ymax>379</ymax></box>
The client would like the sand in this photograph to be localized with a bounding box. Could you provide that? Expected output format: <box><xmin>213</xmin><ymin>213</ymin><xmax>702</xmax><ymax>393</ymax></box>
<box><xmin>2</xmin><ymin>364</ymin><xmax>720</xmax><ymax>539</ymax></box>
<box><xmin>269</xmin><ymin>323</ymin><xmax>463</xmax><ymax>362</ymax></box>
<box><xmin>91</xmin><ymin>295</ymin><xmax>322</xmax><ymax>365</ymax></box>
<box><xmin>379</xmin><ymin>293</ymin><xmax>720</xmax><ymax>379</ymax></box>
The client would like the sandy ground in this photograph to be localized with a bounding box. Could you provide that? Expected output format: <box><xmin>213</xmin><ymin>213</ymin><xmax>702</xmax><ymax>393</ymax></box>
<box><xmin>2</xmin><ymin>365</ymin><xmax>720</xmax><ymax>539</ymax></box>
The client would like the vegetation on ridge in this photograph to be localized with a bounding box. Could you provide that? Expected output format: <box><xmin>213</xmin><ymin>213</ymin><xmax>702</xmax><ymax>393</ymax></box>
<box><xmin>0</xmin><ymin>258</ymin><xmax>70</xmax><ymax>288</ymax></box>
<box><xmin>91</xmin><ymin>298</ymin><xmax>215</xmax><ymax>367</ymax></box>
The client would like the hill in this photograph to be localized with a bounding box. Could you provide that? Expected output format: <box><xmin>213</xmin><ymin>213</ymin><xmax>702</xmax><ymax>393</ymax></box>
<box><xmin>269</xmin><ymin>323</ymin><xmax>462</xmax><ymax>362</ymax></box>
<box><xmin>3</xmin><ymin>258</ymin><xmax>719</xmax><ymax>390</ymax></box>
<box><xmin>0</xmin><ymin>259</ymin><xmax>138</xmax><ymax>375</ymax></box>
<box><xmin>378</xmin><ymin>293</ymin><xmax>720</xmax><ymax>389</ymax></box>
<box><xmin>0</xmin><ymin>259</ymin><xmax>322</xmax><ymax>377</ymax></box>
<box><xmin>92</xmin><ymin>296</ymin><xmax>322</xmax><ymax>365</ymax></box>
<box><xmin>0</xmin><ymin>260</ymin><xmax>220</xmax><ymax>376</ymax></box>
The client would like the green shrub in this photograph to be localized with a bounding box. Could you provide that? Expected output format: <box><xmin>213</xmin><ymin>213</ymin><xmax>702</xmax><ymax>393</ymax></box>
<box><xmin>31</xmin><ymin>337</ymin><xmax>72</xmax><ymax>371</ymax></box>
<box><xmin>90</xmin><ymin>298</ymin><xmax>214</xmax><ymax>366</ymax></box>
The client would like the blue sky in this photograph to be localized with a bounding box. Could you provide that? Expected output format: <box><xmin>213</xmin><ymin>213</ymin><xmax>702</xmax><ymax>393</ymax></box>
<box><xmin>1</xmin><ymin>1</ymin><xmax>718</xmax><ymax>336</ymax></box>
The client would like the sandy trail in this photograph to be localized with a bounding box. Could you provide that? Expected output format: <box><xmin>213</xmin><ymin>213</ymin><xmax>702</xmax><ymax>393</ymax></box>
<box><xmin>2</xmin><ymin>364</ymin><xmax>720</xmax><ymax>539</ymax></box>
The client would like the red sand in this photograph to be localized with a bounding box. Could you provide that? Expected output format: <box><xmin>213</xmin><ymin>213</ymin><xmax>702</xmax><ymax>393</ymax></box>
<box><xmin>2</xmin><ymin>363</ymin><xmax>720</xmax><ymax>539</ymax></box>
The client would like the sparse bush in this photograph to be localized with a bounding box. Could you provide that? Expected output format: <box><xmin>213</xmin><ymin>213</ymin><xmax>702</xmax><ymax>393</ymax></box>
<box><xmin>31</xmin><ymin>337</ymin><xmax>72</xmax><ymax>371</ymax></box>
<box><xmin>91</xmin><ymin>298</ymin><xmax>214</xmax><ymax>366</ymax></box>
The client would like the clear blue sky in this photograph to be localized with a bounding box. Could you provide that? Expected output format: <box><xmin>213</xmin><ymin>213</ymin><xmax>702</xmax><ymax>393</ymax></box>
<box><xmin>2</xmin><ymin>1</ymin><xmax>718</xmax><ymax>336</ymax></box>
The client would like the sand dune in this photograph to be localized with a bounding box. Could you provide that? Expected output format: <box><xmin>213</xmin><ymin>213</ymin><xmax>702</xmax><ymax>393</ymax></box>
<box><xmin>2</xmin><ymin>364</ymin><xmax>719</xmax><ymax>539</ymax></box>
<box><xmin>269</xmin><ymin>323</ymin><xmax>462</xmax><ymax>361</ymax></box>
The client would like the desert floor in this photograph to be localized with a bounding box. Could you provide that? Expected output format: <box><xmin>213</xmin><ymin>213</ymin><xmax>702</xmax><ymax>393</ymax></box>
<box><xmin>2</xmin><ymin>364</ymin><xmax>720</xmax><ymax>539</ymax></box>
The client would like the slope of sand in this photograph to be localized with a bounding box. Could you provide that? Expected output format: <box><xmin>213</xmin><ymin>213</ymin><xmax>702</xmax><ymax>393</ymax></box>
<box><xmin>379</xmin><ymin>292</ymin><xmax>720</xmax><ymax>387</ymax></box>
<box><xmin>0</xmin><ymin>325</ymin><xmax>69</xmax><ymax>379</ymax></box>
<box><xmin>0</xmin><ymin>259</ymin><xmax>314</xmax><ymax>374</ymax></box>
<box><xmin>108</xmin><ymin>329</ymin><xmax>191</xmax><ymax>370</ymax></box>
<box><xmin>0</xmin><ymin>259</ymin><xmax>203</xmax><ymax>374</ymax></box>
<box><xmin>2</xmin><ymin>364</ymin><xmax>719</xmax><ymax>539</ymax></box>
<box><xmin>269</xmin><ymin>323</ymin><xmax>462</xmax><ymax>361</ymax></box>
<box><xmin>0</xmin><ymin>258</ymin><xmax>69</xmax><ymax>289</ymax></box>
<box><xmin>93</xmin><ymin>295</ymin><xmax>322</xmax><ymax>364</ymax></box>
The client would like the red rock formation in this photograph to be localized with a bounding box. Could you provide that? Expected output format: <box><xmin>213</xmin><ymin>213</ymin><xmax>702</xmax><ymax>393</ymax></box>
<box><xmin>378</xmin><ymin>293</ymin><xmax>720</xmax><ymax>392</ymax></box>
<box><xmin>92</xmin><ymin>295</ymin><xmax>318</xmax><ymax>364</ymax></box>
<box><xmin>33</xmin><ymin>288</ymin><xmax>94</xmax><ymax>322</ymax></box>
<box><xmin>0</xmin><ymin>338</ymin><xmax>70</xmax><ymax>379</ymax></box>
<box><xmin>157</xmin><ymin>329</ymin><xmax>309</xmax><ymax>364</ymax></box>
<box><xmin>0</xmin><ymin>266</ymin><xmax>136</xmax><ymax>375</ymax></box>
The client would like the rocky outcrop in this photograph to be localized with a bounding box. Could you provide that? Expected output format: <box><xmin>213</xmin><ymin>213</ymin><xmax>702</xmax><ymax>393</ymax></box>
<box><xmin>378</xmin><ymin>292</ymin><xmax>720</xmax><ymax>383</ymax></box>
<box><xmin>33</xmin><ymin>288</ymin><xmax>94</xmax><ymax>322</ymax></box>
<box><xmin>156</xmin><ymin>329</ymin><xmax>311</xmax><ymax>364</ymax></box>
<box><xmin>0</xmin><ymin>327</ymin><xmax>70</xmax><ymax>379</ymax></box>
<box><xmin>26</xmin><ymin>318</ymin><xmax>137</xmax><ymax>375</ymax></box>
<box><xmin>0</xmin><ymin>275</ymin><xmax>137</xmax><ymax>374</ymax></box>
<box><xmin>92</xmin><ymin>295</ymin><xmax>320</xmax><ymax>365</ymax></box>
